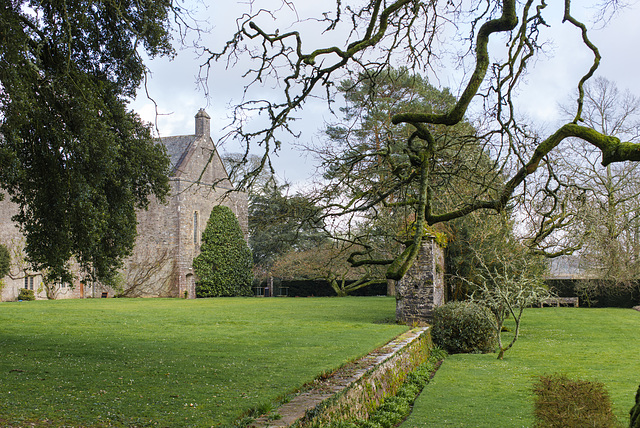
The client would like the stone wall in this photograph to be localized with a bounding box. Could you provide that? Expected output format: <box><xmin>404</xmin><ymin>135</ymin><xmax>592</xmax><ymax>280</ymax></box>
<box><xmin>250</xmin><ymin>327</ymin><xmax>432</xmax><ymax>428</ymax></box>
<box><xmin>395</xmin><ymin>237</ymin><xmax>445</xmax><ymax>324</ymax></box>
<box><xmin>0</xmin><ymin>196</ymin><xmax>84</xmax><ymax>300</ymax></box>
<box><xmin>297</xmin><ymin>329</ymin><xmax>431</xmax><ymax>427</ymax></box>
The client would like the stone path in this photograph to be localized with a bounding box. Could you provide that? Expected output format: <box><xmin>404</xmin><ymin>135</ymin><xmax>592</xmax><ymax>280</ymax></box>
<box><xmin>250</xmin><ymin>327</ymin><xmax>429</xmax><ymax>428</ymax></box>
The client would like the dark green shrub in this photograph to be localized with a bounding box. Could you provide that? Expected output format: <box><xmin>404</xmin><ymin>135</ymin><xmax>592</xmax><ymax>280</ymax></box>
<box><xmin>546</xmin><ymin>278</ymin><xmax>640</xmax><ymax>308</ymax></box>
<box><xmin>430</xmin><ymin>301</ymin><xmax>497</xmax><ymax>354</ymax></box>
<box><xmin>193</xmin><ymin>205</ymin><xmax>253</xmax><ymax>297</ymax></box>
<box><xmin>533</xmin><ymin>374</ymin><xmax>618</xmax><ymax>428</ymax></box>
<box><xmin>0</xmin><ymin>244</ymin><xmax>10</xmax><ymax>278</ymax></box>
<box><xmin>631</xmin><ymin>384</ymin><xmax>640</xmax><ymax>428</ymax></box>
<box><xmin>18</xmin><ymin>288</ymin><xmax>35</xmax><ymax>301</ymax></box>
<box><xmin>268</xmin><ymin>279</ymin><xmax>387</xmax><ymax>297</ymax></box>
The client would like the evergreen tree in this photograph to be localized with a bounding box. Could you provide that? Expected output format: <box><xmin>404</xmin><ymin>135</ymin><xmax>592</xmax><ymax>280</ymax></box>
<box><xmin>0</xmin><ymin>244</ymin><xmax>9</xmax><ymax>278</ymax></box>
<box><xmin>0</xmin><ymin>0</ymin><xmax>174</xmax><ymax>283</ymax></box>
<box><xmin>193</xmin><ymin>206</ymin><xmax>253</xmax><ymax>297</ymax></box>
<box><xmin>318</xmin><ymin>67</ymin><xmax>510</xmax><ymax>285</ymax></box>
<box><xmin>250</xmin><ymin>179</ymin><xmax>327</xmax><ymax>270</ymax></box>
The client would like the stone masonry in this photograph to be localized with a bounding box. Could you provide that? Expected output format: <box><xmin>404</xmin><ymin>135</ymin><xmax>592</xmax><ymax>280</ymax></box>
<box><xmin>119</xmin><ymin>109</ymin><xmax>248</xmax><ymax>299</ymax></box>
<box><xmin>0</xmin><ymin>109</ymin><xmax>248</xmax><ymax>300</ymax></box>
<box><xmin>250</xmin><ymin>327</ymin><xmax>431</xmax><ymax>428</ymax></box>
<box><xmin>395</xmin><ymin>237</ymin><xmax>445</xmax><ymax>324</ymax></box>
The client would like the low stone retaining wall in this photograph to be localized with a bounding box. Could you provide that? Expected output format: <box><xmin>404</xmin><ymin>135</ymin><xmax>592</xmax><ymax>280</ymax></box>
<box><xmin>250</xmin><ymin>327</ymin><xmax>431</xmax><ymax>428</ymax></box>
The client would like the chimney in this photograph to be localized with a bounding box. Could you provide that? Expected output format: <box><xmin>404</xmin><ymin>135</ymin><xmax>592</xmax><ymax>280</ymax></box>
<box><xmin>195</xmin><ymin>109</ymin><xmax>211</xmax><ymax>139</ymax></box>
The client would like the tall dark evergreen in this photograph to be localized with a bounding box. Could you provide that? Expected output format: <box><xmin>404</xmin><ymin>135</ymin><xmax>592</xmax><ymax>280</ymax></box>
<box><xmin>249</xmin><ymin>179</ymin><xmax>327</xmax><ymax>269</ymax></box>
<box><xmin>193</xmin><ymin>206</ymin><xmax>253</xmax><ymax>297</ymax></box>
<box><xmin>0</xmin><ymin>1</ymin><xmax>175</xmax><ymax>283</ymax></box>
<box><xmin>0</xmin><ymin>244</ymin><xmax>9</xmax><ymax>279</ymax></box>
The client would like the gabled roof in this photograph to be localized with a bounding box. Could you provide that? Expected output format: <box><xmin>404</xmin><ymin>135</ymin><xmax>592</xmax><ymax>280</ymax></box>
<box><xmin>160</xmin><ymin>109</ymin><xmax>213</xmax><ymax>176</ymax></box>
<box><xmin>160</xmin><ymin>134</ymin><xmax>197</xmax><ymax>174</ymax></box>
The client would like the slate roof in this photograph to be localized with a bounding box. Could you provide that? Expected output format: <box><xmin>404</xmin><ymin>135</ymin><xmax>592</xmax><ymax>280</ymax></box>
<box><xmin>160</xmin><ymin>134</ymin><xmax>196</xmax><ymax>174</ymax></box>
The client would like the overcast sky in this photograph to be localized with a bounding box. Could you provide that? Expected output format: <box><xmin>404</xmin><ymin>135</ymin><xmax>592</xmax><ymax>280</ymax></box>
<box><xmin>130</xmin><ymin>1</ymin><xmax>640</xmax><ymax>184</ymax></box>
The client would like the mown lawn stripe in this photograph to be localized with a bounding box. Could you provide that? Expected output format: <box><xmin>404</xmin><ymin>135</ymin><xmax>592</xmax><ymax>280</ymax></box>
<box><xmin>0</xmin><ymin>297</ymin><xmax>406</xmax><ymax>427</ymax></box>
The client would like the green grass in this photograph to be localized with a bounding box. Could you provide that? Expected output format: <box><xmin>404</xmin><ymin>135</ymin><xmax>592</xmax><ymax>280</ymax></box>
<box><xmin>401</xmin><ymin>307</ymin><xmax>640</xmax><ymax>427</ymax></box>
<box><xmin>0</xmin><ymin>297</ymin><xmax>407</xmax><ymax>427</ymax></box>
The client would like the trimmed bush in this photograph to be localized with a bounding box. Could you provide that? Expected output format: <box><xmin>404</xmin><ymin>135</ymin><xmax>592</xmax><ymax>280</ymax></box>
<box><xmin>533</xmin><ymin>374</ymin><xmax>618</xmax><ymax>428</ymax></box>
<box><xmin>430</xmin><ymin>301</ymin><xmax>496</xmax><ymax>354</ymax></box>
<box><xmin>18</xmin><ymin>288</ymin><xmax>35</xmax><ymax>301</ymax></box>
<box><xmin>631</xmin><ymin>384</ymin><xmax>640</xmax><ymax>428</ymax></box>
<box><xmin>193</xmin><ymin>205</ymin><xmax>253</xmax><ymax>297</ymax></box>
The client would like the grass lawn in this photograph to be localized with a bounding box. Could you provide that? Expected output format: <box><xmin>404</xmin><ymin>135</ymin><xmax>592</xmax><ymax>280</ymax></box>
<box><xmin>0</xmin><ymin>296</ymin><xmax>407</xmax><ymax>427</ymax></box>
<box><xmin>401</xmin><ymin>307</ymin><xmax>640</xmax><ymax>427</ymax></box>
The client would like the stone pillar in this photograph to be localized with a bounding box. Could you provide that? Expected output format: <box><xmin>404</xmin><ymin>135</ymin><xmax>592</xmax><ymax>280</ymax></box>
<box><xmin>395</xmin><ymin>237</ymin><xmax>444</xmax><ymax>324</ymax></box>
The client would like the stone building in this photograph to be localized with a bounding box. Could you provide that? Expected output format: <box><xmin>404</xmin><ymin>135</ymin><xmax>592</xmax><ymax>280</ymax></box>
<box><xmin>0</xmin><ymin>109</ymin><xmax>247</xmax><ymax>301</ymax></box>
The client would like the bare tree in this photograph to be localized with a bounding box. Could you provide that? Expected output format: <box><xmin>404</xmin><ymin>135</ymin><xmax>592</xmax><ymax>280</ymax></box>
<box><xmin>565</xmin><ymin>78</ymin><xmax>640</xmax><ymax>283</ymax></box>
<box><xmin>120</xmin><ymin>246</ymin><xmax>176</xmax><ymax>297</ymax></box>
<box><xmin>205</xmin><ymin>1</ymin><xmax>640</xmax><ymax>280</ymax></box>
<box><xmin>525</xmin><ymin>77</ymin><xmax>640</xmax><ymax>285</ymax></box>
<box><xmin>469</xmin><ymin>248</ymin><xmax>550</xmax><ymax>359</ymax></box>
<box><xmin>6</xmin><ymin>236</ymin><xmax>30</xmax><ymax>282</ymax></box>
<box><xmin>271</xmin><ymin>241</ymin><xmax>386</xmax><ymax>296</ymax></box>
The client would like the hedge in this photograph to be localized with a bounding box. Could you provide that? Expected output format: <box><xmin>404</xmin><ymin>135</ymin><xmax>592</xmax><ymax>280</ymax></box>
<box><xmin>256</xmin><ymin>279</ymin><xmax>388</xmax><ymax>297</ymax></box>
<box><xmin>546</xmin><ymin>279</ymin><xmax>640</xmax><ymax>308</ymax></box>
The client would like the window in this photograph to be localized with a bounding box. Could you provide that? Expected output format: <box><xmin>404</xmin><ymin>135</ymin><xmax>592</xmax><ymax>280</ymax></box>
<box><xmin>193</xmin><ymin>211</ymin><xmax>199</xmax><ymax>245</ymax></box>
<box><xmin>24</xmin><ymin>276</ymin><xmax>34</xmax><ymax>290</ymax></box>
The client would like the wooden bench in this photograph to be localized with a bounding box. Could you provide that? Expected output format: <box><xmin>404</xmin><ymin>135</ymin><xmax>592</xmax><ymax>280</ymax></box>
<box><xmin>540</xmin><ymin>296</ymin><xmax>578</xmax><ymax>308</ymax></box>
<box><xmin>101</xmin><ymin>292</ymin><xmax>108</xmax><ymax>298</ymax></box>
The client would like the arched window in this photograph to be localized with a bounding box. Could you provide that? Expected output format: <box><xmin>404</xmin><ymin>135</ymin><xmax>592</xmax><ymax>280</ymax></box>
<box><xmin>193</xmin><ymin>211</ymin><xmax>199</xmax><ymax>245</ymax></box>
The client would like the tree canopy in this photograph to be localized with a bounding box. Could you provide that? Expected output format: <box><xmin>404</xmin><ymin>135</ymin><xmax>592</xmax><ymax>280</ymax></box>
<box><xmin>0</xmin><ymin>0</ymin><xmax>178</xmax><ymax>283</ymax></box>
<box><xmin>313</xmin><ymin>67</ymin><xmax>505</xmax><ymax>284</ymax></box>
<box><xmin>249</xmin><ymin>179</ymin><xmax>327</xmax><ymax>270</ymax></box>
<box><xmin>209</xmin><ymin>0</ymin><xmax>640</xmax><ymax>279</ymax></box>
<box><xmin>222</xmin><ymin>153</ymin><xmax>328</xmax><ymax>281</ymax></box>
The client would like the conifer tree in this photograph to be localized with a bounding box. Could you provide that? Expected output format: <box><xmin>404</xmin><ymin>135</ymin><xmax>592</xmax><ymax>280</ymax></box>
<box><xmin>0</xmin><ymin>244</ymin><xmax>9</xmax><ymax>279</ymax></box>
<box><xmin>193</xmin><ymin>206</ymin><xmax>253</xmax><ymax>297</ymax></box>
